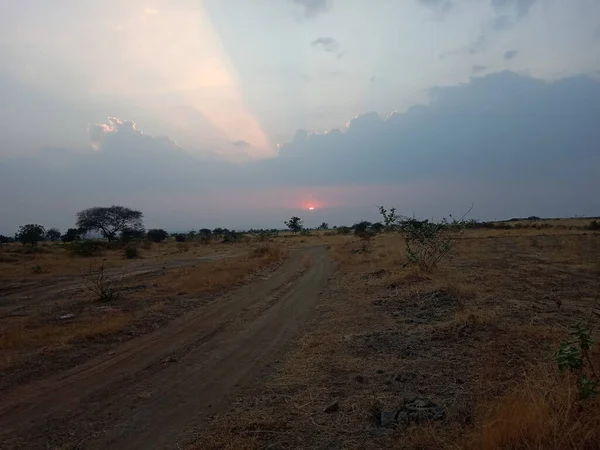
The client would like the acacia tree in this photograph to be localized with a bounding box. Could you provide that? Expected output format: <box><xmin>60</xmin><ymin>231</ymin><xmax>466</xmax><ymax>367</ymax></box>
<box><xmin>285</xmin><ymin>216</ymin><xmax>303</xmax><ymax>233</ymax></box>
<box><xmin>76</xmin><ymin>206</ymin><xmax>143</xmax><ymax>242</ymax></box>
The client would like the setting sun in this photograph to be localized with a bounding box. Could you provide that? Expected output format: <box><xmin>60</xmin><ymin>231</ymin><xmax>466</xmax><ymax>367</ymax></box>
<box><xmin>308</xmin><ymin>207</ymin><xmax>315</xmax><ymax>210</ymax></box>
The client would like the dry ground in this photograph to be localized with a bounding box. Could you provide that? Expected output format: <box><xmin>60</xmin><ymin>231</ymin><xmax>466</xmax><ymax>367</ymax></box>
<box><xmin>0</xmin><ymin>239</ymin><xmax>286</xmax><ymax>392</ymax></box>
<box><xmin>192</xmin><ymin>222</ymin><xmax>600</xmax><ymax>450</ymax></box>
<box><xmin>1</xmin><ymin>221</ymin><xmax>599</xmax><ymax>449</ymax></box>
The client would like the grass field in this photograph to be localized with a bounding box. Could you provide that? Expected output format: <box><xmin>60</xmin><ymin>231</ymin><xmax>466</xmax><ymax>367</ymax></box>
<box><xmin>1</xmin><ymin>219</ymin><xmax>599</xmax><ymax>449</ymax></box>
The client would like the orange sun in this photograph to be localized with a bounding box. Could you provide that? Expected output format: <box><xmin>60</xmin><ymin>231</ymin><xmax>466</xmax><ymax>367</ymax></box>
<box><xmin>308</xmin><ymin>207</ymin><xmax>315</xmax><ymax>210</ymax></box>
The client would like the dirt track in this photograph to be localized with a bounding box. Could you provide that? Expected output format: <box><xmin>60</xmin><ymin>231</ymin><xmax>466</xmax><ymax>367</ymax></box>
<box><xmin>0</xmin><ymin>246</ymin><xmax>333</xmax><ymax>449</ymax></box>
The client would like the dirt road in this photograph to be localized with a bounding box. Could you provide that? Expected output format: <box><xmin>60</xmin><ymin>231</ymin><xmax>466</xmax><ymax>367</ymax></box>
<box><xmin>0</xmin><ymin>246</ymin><xmax>333</xmax><ymax>449</ymax></box>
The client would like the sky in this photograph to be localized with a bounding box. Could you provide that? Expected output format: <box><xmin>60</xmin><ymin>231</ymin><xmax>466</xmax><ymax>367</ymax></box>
<box><xmin>1</xmin><ymin>0</ymin><xmax>600</xmax><ymax>233</ymax></box>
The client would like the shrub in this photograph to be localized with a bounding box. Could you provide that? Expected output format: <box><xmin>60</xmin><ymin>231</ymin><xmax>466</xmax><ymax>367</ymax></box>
<box><xmin>380</xmin><ymin>205</ymin><xmax>472</xmax><ymax>271</ymax></box>
<box><xmin>61</xmin><ymin>228</ymin><xmax>81</xmax><ymax>243</ymax></box>
<box><xmin>84</xmin><ymin>263</ymin><xmax>121</xmax><ymax>302</ymax></box>
<box><xmin>174</xmin><ymin>234</ymin><xmax>186</xmax><ymax>242</ymax></box>
<box><xmin>45</xmin><ymin>228</ymin><xmax>61</xmax><ymax>242</ymax></box>
<box><xmin>67</xmin><ymin>240</ymin><xmax>104</xmax><ymax>257</ymax></box>
<box><xmin>176</xmin><ymin>242</ymin><xmax>190</xmax><ymax>253</ymax></box>
<box><xmin>123</xmin><ymin>245</ymin><xmax>139</xmax><ymax>259</ymax></box>
<box><xmin>198</xmin><ymin>228</ymin><xmax>212</xmax><ymax>244</ymax></box>
<box><xmin>589</xmin><ymin>220</ymin><xmax>600</xmax><ymax>231</ymax></box>
<box><xmin>336</xmin><ymin>226</ymin><xmax>351</xmax><ymax>235</ymax></box>
<box><xmin>16</xmin><ymin>224</ymin><xmax>45</xmax><ymax>246</ymax></box>
<box><xmin>146</xmin><ymin>228</ymin><xmax>169</xmax><ymax>243</ymax></box>
<box><xmin>140</xmin><ymin>240</ymin><xmax>153</xmax><ymax>250</ymax></box>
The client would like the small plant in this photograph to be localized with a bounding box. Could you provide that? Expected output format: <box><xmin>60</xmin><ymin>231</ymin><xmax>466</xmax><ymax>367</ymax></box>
<box><xmin>140</xmin><ymin>240</ymin><xmax>153</xmax><ymax>250</ymax></box>
<box><xmin>31</xmin><ymin>264</ymin><xmax>45</xmax><ymax>274</ymax></box>
<box><xmin>555</xmin><ymin>288</ymin><xmax>599</xmax><ymax>400</ymax></box>
<box><xmin>123</xmin><ymin>245</ymin><xmax>139</xmax><ymax>259</ymax></box>
<box><xmin>84</xmin><ymin>263</ymin><xmax>121</xmax><ymax>302</ymax></box>
<box><xmin>176</xmin><ymin>242</ymin><xmax>190</xmax><ymax>253</ymax></box>
<box><xmin>336</xmin><ymin>226</ymin><xmax>351</xmax><ymax>235</ymax></box>
<box><xmin>589</xmin><ymin>220</ymin><xmax>600</xmax><ymax>231</ymax></box>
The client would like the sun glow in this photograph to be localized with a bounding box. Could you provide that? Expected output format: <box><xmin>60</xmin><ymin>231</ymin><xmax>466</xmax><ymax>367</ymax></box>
<box><xmin>308</xmin><ymin>207</ymin><xmax>315</xmax><ymax>210</ymax></box>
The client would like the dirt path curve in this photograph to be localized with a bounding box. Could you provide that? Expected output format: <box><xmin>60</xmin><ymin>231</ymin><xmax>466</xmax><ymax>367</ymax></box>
<box><xmin>0</xmin><ymin>246</ymin><xmax>333</xmax><ymax>449</ymax></box>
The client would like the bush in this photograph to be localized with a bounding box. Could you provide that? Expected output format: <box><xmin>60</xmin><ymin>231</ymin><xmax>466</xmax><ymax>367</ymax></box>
<box><xmin>380</xmin><ymin>205</ymin><xmax>471</xmax><ymax>272</ymax></box>
<box><xmin>16</xmin><ymin>224</ymin><xmax>46</xmax><ymax>246</ymax></box>
<box><xmin>45</xmin><ymin>228</ymin><xmax>61</xmax><ymax>242</ymax></box>
<box><xmin>67</xmin><ymin>240</ymin><xmax>104</xmax><ymax>257</ymax></box>
<box><xmin>336</xmin><ymin>226</ymin><xmax>351</xmax><ymax>235</ymax></box>
<box><xmin>176</xmin><ymin>242</ymin><xmax>190</xmax><ymax>253</ymax></box>
<box><xmin>589</xmin><ymin>220</ymin><xmax>600</xmax><ymax>231</ymax></box>
<box><xmin>84</xmin><ymin>263</ymin><xmax>121</xmax><ymax>302</ymax></box>
<box><xmin>174</xmin><ymin>234</ymin><xmax>187</xmax><ymax>242</ymax></box>
<box><xmin>61</xmin><ymin>228</ymin><xmax>81</xmax><ymax>243</ymax></box>
<box><xmin>146</xmin><ymin>228</ymin><xmax>169</xmax><ymax>242</ymax></box>
<box><xmin>123</xmin><ymin>245</ymin><xmax>139</xmax><ymax>259</ymax></box>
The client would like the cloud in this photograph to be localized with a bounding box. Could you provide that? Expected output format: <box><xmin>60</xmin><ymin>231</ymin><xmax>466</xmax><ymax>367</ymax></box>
<box><xmin>2</xmin><ymin>72</ymin><xmax>600</xmax><ymax>232</ymax></box>
<box><xmin>472</xmin><ymin>65</ymin><xmax>487</xmax><ymax>74</ymax></box>
<box><xmin>290</xmin><ymin>0</ymin><xmax>330</xmax><ymax>18</ymax></box>
<box><xmin>232</xmin><ymin>140</ymin><xmax>250</xmax><ymax>147</ymax></box>
<box><xmin>491</xmin><ymin>0</ymin><xmax>536</xmax><ymax>19</ymax></box>
<box><xmin>417</xmin><ymin>0</ymin><xmax>453</xmax><ymax>10</ymax></box>
<box><xmin>504</xmin><ymin>50</ymin><xmax>518</xmax><ymax>60</ymax></box>
<box><xmin>311</xmin><ymin>36</ymin><xmax>340</xmax><ymax>54</ymax></box>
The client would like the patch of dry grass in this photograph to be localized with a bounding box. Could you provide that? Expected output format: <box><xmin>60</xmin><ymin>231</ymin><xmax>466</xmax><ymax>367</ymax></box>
<box><xmin>154</xmin><ymin>245</ymin><xmax>288</xmax><ymax>295</ymax></box>
<box><xmin>465</xmin><ymin>362</ymin><xmax>600</xmax><ymax>450</ymax></box>
<box><xmin>0</xmin><ymin>313</ymin><xmax>131</xmax><ymax>351</ymax></box>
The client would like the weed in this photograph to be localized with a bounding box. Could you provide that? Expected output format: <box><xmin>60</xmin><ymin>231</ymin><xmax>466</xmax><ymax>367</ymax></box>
<box><xmin>84</xmin><ymin>263</ymin><xmax>121</xmax><ymax>302</ymax></box>
<box><xmin>555</xmin><ymin>287</ymin><xmax>599</xmax><ymax>399</ymax></box>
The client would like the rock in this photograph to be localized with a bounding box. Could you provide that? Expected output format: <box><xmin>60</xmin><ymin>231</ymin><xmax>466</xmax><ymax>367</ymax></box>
<box><xmin>379</xmin><ymin>410</ymin><xmax>398</xmax><ymax>428</ymax></box>
<box><xmin>324</xmin><ymin>401</ymin><xmax>340</xmax><ymax>413</ymax></box>
<box><xmin>58</xmin><ymin>313</ymin><xmax>75</xmax><ymax>320</ymax></box>
<box><xmin>354</xmin><ymin>375</ymin><xmax>365</xmax><ymax>383</ymax></box>
<box><xmin>376</xmin><ymin>369</ymin><xmax>385</xmax><ymax>374</ymax></box>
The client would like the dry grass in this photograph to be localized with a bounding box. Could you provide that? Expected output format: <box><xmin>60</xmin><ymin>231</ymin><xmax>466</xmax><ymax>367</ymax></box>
<box><xmin>465</xmin><ymin>363</ymin><xmax>600</xmax><ymax>450</ymax></box>
<box><xmin>192</xmin><ymin>225</ymin><xmax>600</xmax><ymax>450</ymax></box>
<box><xmin>153</xmin><ymin>244</ymin><xmax>287</xmax><ymax>295</ymax></box>
<box><xmin>1</xmin><ymin>313</ymin><xmax>131</xmax><ymax>351</ymax></box>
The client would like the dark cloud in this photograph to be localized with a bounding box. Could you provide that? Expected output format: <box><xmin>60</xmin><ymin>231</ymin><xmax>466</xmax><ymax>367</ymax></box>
<box><xmin>232</xmin><ymin>140</ymin><xmax>250</xmax><ymax>147</ymax></box>
<box><xmin>472</xmin><ymin>65</ymin><xmax>487</xmax><ymax>74</ymax></box>
<box><xmin>504</xmin><ymin>50</ymin><xmax>518</xmax><ymax>60</ymax></box>
<box><xmin>290</xmin><ymin>0</ymin><xmax>330</xmax><ymax>18</ymax></box>
<box><xmin>2</xmin><ymin>71</ymin><xmax>600</xmax><ymax>232</ymax></box>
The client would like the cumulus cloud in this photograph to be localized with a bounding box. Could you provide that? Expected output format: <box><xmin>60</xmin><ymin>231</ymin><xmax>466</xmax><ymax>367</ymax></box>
<box><xmin>2</xmin><ymin>72</ymin><xmax>600</xmax><ymax>232</ymax></box>
<box><xmin>290</xmin><ymin>0</ymin><xmax>330</xmax><ymax>18</ymax></box>
<box><xmin>504</xmin><ymin>49</ymin><xmax>518</xmax><ymax>60</ymax></box>
<box><xmin>472</xmin><ymin>65</ymin><xmax>487</xmax><ymax>74</ymax></box>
